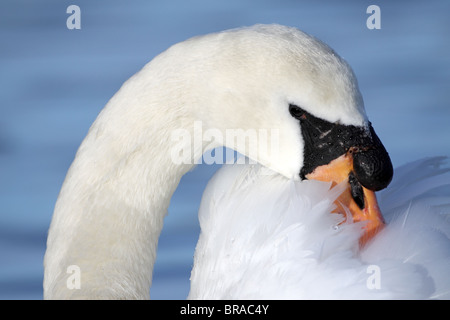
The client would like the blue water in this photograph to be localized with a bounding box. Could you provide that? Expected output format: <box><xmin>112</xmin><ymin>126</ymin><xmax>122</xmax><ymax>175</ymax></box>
<box><xmin>0</xmin><ymin>0</ymin><xmax>449</xmax><ymax>299</ymax></box>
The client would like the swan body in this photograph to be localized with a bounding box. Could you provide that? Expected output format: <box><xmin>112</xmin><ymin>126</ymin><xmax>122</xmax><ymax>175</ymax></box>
<box><xmin>44</xmin><ymin>24</ymin><xmax>391</xmax><ymax>299</ymax></box>
<box><xmin>189</xmin><ymin>157</ymin><xmax>450</xmax><ymax>299</ymax></box>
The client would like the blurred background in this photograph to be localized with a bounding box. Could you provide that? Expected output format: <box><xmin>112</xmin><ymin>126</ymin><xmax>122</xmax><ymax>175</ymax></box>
<box><xmin>0</xmin><ymin>0</ymin><xmax>449</xmax><ymax>299</ymax></box>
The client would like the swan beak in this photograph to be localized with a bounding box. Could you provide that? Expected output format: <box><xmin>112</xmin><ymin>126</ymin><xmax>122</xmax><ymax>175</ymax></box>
<box><xmin>305</xmin><ymin>153</ymin><xmax>384</xmax><ymax>247</ymax></box>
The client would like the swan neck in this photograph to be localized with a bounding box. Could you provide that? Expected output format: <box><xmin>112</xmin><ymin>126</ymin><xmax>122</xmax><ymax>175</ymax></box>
<box><xmin>44</xmin><ymin>93</ymin><xmax>198</xmax><ymax>299</ymax></box>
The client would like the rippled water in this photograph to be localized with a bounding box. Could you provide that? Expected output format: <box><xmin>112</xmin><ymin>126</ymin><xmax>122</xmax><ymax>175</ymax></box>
<box><xmin>0</xmin><ymin>0</ymin><xmax>449</xmax><ymax>299</ymax></box>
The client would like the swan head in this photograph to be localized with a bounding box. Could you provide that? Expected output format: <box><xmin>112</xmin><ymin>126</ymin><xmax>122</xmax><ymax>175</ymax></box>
<box><xmin>178</xmin><ymin>24</ymin><xmax>393</xmax><ymax>243</ymax></box>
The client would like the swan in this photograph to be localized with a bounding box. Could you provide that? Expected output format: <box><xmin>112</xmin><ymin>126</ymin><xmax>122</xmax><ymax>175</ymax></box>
<box><xmin>43</xmin><ymin>24</ymin><xmax>394</xmax><ymax>299</ymax></box>
<box><xmin>189</xmin><ymin>157</ymin><xmax>450</xmax><ymax>299</ymax></box>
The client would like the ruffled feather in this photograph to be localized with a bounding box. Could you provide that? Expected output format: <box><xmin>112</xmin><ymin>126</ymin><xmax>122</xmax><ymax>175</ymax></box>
<box><xmin>189</xmin><ymin>157</ymin><xmax>450</xmax><ymax>299</ymax></box>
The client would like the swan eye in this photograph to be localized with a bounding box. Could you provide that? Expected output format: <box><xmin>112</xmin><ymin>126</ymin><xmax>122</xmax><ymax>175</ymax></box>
<box><xmin>289</xmin><ymin>104</ymin><xmax>306</xmax><ymax>120</ymax></box>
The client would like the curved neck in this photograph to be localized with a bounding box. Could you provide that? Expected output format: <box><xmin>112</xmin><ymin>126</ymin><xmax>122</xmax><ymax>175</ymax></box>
<box><xmin>44</xmin><ymin>74</ymin><xmax>201</xmax><ymax>299</ymax></box>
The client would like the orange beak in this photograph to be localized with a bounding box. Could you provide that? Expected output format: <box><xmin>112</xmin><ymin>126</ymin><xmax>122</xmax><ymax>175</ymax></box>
<box><xmin>306</xmin><ymin>152</ymin><xmax>385</xmax><ymax>247</ymax></box>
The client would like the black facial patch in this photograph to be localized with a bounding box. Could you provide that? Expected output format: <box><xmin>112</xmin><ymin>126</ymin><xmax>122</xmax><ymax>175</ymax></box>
<box><xmin>289</xmin><ymin>104</ymin><xmax>393</xmax><ymax>191</ymax></box>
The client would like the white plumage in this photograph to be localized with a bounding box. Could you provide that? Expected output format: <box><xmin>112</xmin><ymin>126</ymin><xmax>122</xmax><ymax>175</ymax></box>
<box><xmin>43</xmin><ymin>24</ymin><xmax>449</xmax><ymax>300</ymax></box>
<box><xmin>189</xmin><ymin>157</ymin><xmax>450</xmax><ymax>299</ymax></box>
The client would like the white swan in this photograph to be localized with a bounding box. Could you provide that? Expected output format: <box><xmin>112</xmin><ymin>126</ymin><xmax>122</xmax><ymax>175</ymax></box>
<box><xmin>189</xmin><ymin>157</ymin><xmax>450</xmax><ymax>299</ymax></box>
<box><xmin>44</xmin><ymin>24</ymin><xmax>395</xmax><ymax>299</ymax></box>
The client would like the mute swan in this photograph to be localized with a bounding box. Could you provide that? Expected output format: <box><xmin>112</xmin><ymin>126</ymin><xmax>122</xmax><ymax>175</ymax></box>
<box><xmin>43</xmin><ymin>24</ymin><xmax>394</xmax><ymax>299</ymax></box>
<box><xmin>189</xmin><ymin>157</ymin><xmax>450</xmax><ymax>299</ymax></box>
